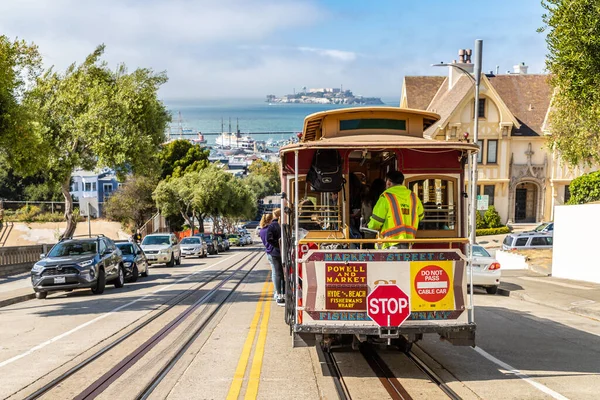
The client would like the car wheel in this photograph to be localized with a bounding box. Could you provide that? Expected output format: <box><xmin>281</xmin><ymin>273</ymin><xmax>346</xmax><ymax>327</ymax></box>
<box><xmin>129</xmin><ymin>264</ymin><xmax>139</xmax><ymax>282</ymax></box>
<box><xmin>140</xmin><ymin>264</ymin><xmax>149</xmax><ymax>277</ymax></box>
<box><xmin>92</xmin><ymin>268</ymin><xmax>106</xmax><ymax>294</ymax></box>
<box><xmin>35</xmin><ymin>291</ymin><xmax>47</xmax><ymax>300</ymax></box>
<box><xmin>176</xmin><ymin>255</ymin><xmax>181</xmax><ymax>265</ymax></box>
<box><xmin>114</xmin><ymin>265</ymin><xmax>125</xmax><ymax>288</ymax></box>
<box><xmin>486</xmin><ymin>286</ymin><xmax>499</xmax><ymax>295</ymax></box>
<box><xmin>167</xmin><ymin>254</ymin><xmax>175</xmax><ymax>268</ymax></box>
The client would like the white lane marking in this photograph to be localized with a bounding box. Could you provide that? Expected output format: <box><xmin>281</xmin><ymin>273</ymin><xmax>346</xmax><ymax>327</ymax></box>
<box><xmin>570</xmin><ymin>300</ymin><xmax>595</xmax><ymax>307</ymax></box>
<box><xmin>473</xmin><ymin>347</ymin><xmax>570</xmax><ymax>400</ymax></box>
<box><xmin>416</xmin><ymin>282</ymin><xmax>448</xmax><ymax>289</ymax></box>
<box><xmin>518</xmin><ymin>277</ymin><xmax>592</xmax><ymax>290</ymax></box>
<box><xmin>0</xmin><ymin>253</ymin><xmax>240</xmax><ymax>369</ymax></box>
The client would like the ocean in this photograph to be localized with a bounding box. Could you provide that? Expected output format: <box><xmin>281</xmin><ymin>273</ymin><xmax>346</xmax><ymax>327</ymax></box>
<box><xmin>164</xmin><ymin>98</ymin><xmax>400</xmax><ymax>146</ymax></box>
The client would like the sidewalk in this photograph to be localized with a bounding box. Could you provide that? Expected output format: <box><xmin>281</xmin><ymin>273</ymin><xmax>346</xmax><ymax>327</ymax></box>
<box><xmin>0</xmin><ymin>272</ymin><xmax>35</xmax><ymax>308</ymax></box>
<box><xmin>497</xmin><ymin>269</ymin><xmax>600</xmax><ymax>321</ymax></box>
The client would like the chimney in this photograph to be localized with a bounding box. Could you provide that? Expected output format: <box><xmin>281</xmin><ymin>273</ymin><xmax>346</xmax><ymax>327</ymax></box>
<box><xmin>513</xmin><ymin>62</ymin><xmax>528</xmax><ymax>74</ymax></box>
<box><xmin>449</xmin><ymin>48</ymin><xmax>474</xmax><ymax>90</ymax></box>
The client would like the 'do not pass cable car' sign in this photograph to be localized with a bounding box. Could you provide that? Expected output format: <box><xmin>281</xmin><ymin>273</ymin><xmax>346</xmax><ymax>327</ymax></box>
<box><xmin>367</xmin><ymin>284</ymin><xmax>411</xmax><ymax>327</ymax></box>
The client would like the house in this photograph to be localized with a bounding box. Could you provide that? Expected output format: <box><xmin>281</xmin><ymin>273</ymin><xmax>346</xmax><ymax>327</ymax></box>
<box><xmin>70</xmin><ymin>168</ymin><xmax>120</xmax><ymax>217</ymax></box>
<box><xmin>400</xmin><ymin>49</ymin><xmax>597</xmax><ymax>224</ymax></box>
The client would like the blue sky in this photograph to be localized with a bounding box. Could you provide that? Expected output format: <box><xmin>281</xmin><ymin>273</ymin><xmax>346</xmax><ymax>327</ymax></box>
<box><xmin>0</xmin><ymin>0</ymin><xmax>548</xmax><ymax>100</ymax></box>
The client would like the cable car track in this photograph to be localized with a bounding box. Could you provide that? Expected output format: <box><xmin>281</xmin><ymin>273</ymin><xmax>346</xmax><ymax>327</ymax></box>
<box><xmin>23</xmin><ymin>250</ymin><xmax>262</xmax><ymax>400</ymax></box>
<box><xmin>321</xmin><ymin>343</ymin><xmax>462</xmax><ymax>400</ymax></box>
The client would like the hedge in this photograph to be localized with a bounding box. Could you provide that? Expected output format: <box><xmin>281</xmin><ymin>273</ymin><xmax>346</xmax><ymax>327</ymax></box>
<box><xmin>476</xmin><ymin>226</ymin><xmax>510</xmax><ymax>236</ymax></box>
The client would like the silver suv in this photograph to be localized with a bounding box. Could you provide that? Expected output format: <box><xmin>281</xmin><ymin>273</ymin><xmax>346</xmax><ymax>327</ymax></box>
<box><xmin>502</xmin><ymin>232</ymin><xmax>553</xmax><ymax>251</ymax></box>
<box><xmin>141</xmin><ymin>233</ymin><xmax>181</xmax><ymax>267</ymax></box>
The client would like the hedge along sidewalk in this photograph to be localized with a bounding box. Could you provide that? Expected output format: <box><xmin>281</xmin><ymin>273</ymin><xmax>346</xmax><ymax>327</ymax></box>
<box><xmin>476</xmin><ymin>226</ymin><xmax>510</xmax><ymax>236</ymax></box>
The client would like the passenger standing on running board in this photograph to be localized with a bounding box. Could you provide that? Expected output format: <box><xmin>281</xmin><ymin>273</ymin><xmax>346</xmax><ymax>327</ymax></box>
<box><xmin>258</xmin><ymin>213</ymin><xmax>277</xmax><ymax>299</ymax></box>
<box><xmin>266</xmin><ymin>208</ymin><xmax>285</xmax><ymax>306</ymax></box>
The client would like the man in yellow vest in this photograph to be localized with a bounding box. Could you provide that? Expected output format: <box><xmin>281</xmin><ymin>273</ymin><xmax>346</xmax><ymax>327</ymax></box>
<box><xmin>368</xmin><ymin>171</ymin><xmax>424</xmax><ymax>249</ymax></box>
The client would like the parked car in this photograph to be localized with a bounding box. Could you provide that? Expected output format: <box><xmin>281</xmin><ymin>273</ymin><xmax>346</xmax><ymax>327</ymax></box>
<box><xmin>502</xmin><ymin>232</ymin><xmax>553</xmax><ymax>251</ymax></box>
<box><xmin>194</xmin><ymin>234</ymin><xmax>218</xmax><ymax>255</ymax></box>
<box><xmin>140</xmin><ymin>233</ymin><xmax>181</xmax><ymax>267</ymax></box>
<box><xmin>243</xmin><ymin>233</ymin><xmax>253</xmax><ymax>245</ymax></box>
<box><xmin>216</xmin><ymin>234</ymin><xmax>230</xmax><ymax>251</ymax></box>
<box><xmin>179</xmin><ymin>236</ymin><xmax>207</xmax><ymax>258</ymax></box>
<box><xmin>228</xmin><ymin>234</ymin><xmax>241</xmax><ymax>246</ymax></box>
<box><xmin>31</xmin><ymin>235</ymin><xmax>125</xmax><ymax>299</ymax></box>
<box><xmin>243</xmin><ymin>220</ymin><xmax>260</xmax><ymax>230</ymax></box>
<box><xmin>467</xmin><ymin>245</ymin><xmax>501</xmax><ymax>294</ymax></box>
<box><xmin>115</xmin><ymin>241</ymin><xmax>149</xmax><ymax>282</ymax></box>
<box><xmin>212</xmin><ymin>234</ymin><xmax>226</xmax><ymax>252</ymax></box>
<box><xmin>531</xmin><ymin>222</ymin><xmax>554</xmax><ymax>234</ymax></box>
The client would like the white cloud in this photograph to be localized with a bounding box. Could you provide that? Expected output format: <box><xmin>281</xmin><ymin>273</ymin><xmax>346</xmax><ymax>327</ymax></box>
<box><xmin>298</xmin><ymin>47</ymin><xmax>358</xmax><ymax>62</ymax></box>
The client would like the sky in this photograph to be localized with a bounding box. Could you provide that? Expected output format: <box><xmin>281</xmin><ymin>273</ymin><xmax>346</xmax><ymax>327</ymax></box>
<box><xmin>0</xmin><ymin>0</ymin><xmax>548</xmax><ymax>101</ymax></box>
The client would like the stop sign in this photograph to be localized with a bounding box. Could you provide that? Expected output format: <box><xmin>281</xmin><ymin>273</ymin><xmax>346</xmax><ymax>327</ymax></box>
<box><xmin>367</xmin><ymin>284</ymin><xmax>411</xmax><ymax>327</ymax></box>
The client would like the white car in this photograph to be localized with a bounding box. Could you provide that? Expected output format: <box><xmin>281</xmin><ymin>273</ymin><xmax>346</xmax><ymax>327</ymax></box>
<box><xmin>467</xmin><ymin>245</ymin><xmax>501</xmax><ymax>294</ymax></box>
<box><xmin>179</xmin><ymin>236</ymin><xmax>207</xmax><ymax>258</ymax></box>
<box><xmin>140</xmin><ymin>233</ymin><xmax>181</xmax><ymax>267</ymax></box>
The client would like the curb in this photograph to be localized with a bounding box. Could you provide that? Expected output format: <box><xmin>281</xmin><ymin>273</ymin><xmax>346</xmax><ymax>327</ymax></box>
<box><xmin>0</xmin><ymin>293</ymin><xmax>35</xmax><ymax>308</ymax></box>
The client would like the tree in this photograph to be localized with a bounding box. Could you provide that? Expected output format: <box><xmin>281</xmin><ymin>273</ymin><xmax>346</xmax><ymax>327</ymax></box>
<box><xmin>483</xmin><ymin>205</ymin><xmax>502</xmax><ymax>228</ymax></box>
<box><xmin>541</xmin><ymin>0</ymin><xmax>600</xmax><ymax>165</ymax></box>
<box><xmin>153</xmin><ymin>172</ymin><xmax>201</xmax><ymax>233</ymax></box>
<box><xmin>567</xmin><ymin>170</ymin><xmax>600</xmax><ymax>204</ymax></box>
<box><xmin>157</xmin><ymin>139</ymin><xmax>210</xmax><ymax>180</ymax></box>
<box><xmin>245</xmin><ymin>159</ymin><xmax>280</xmax><ymax>199</ymax></box>
<box><xmin>104</xmin><ymin>175</ymin><xmax>158</xmax><ymax>230</ymax></box>
<box><xmin>25</xmin><ymin>45</ymin><xmax>170</xmax><ymax>238</ymax></box>
<box><xmin>0</xmin><ymin>36</ymin><xmax>43</xmax><ymax>175</ymax></box>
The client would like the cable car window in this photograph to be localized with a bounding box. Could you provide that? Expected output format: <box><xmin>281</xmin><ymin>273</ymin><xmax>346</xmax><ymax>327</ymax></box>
<box><xmin>407</xmin><ymin>177</ymin><xmax>456</xmax><ymax>232</ymax></box>
<box><xmin>340</xmin><ymin>119</ymin><xmax>406</xmax><ymax>131</ymax></box>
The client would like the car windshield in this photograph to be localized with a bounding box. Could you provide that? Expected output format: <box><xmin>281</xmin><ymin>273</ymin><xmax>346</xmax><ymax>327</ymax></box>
<box><xmin>181</xmin><ymin>238</ymin><xmax>200</xmax><ymax>245</ymax></box>
<box><xmin>534</xmin><ymin>223</ymin><xmax>550</xmax><ymax>232</ymax></box>
<box><xmin>200</xmin><ymin>235</ymin><xmax>213</xmax><ymax>243</ymax></box>
<box><xmin>142</xmin><ymin>236</ymin><xmax>170</xmax><ymax>245</ymax></box>
<box><xmin>472</xmin><ymin>245</ymin><xmax>491</xmax><ymax>258</ymax></box>
<box><xmin>116</xmin><ymin>243</ymin><xmax>134</xmax><ymax>255</ymax></box>
<box><xmin>48</xmin><ymin>241</ymin><xmax>97</xmax><ymax>257</ymax></box>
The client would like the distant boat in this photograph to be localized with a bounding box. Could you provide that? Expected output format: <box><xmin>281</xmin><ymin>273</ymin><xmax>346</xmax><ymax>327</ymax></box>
<box><xmin>215</xmin><ymin>131</ymin><xmax>255</xmax><ymax>150</ymax></box>
<box><xmin>191</xmin><ymin>132</ymin><xmax>207</xmax><ymax>144</ymax></box>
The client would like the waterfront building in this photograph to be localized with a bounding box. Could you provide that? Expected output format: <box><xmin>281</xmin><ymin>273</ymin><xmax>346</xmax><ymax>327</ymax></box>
<box><xmin>400</xmin><ymin>53</ymin><xmax>598</xmax><ymax>224</ymax></box>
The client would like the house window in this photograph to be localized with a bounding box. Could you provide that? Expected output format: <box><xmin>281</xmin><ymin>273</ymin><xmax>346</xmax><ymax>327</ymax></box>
<box><xmin>92</xmin><ymin>182</ymin><xmax>97</xmax><ymax>191</ymax></box>
<box><xmin>564</xmin><ymin>185</ymin><xmax>571</xmax><ymax>204</ymax></box>
<box><xmin>72</xmin><ymin>182</ymin><xmax>79</xmax><ymax>192</ymax></box>
<box><xmin>103</xmin><ymin>184</ymin><xmax>113</xmax><ymax>195</ymax></box>
<box><xmin>477</xmin><ymin>140</ymin><xmax>483</xmax><ymax>163</ymax></box>
<box><xmin>474</xmin><ymin>98</ymin><xmax>486</xmax><ymax>118</ymax></box>
<box><xmin>487</xmin><ymin>140</ymin><xmax>498</xmax><ymax>164</ymax></box>
<box><xmin>484</xmin><ymin>185</ymin><xmax>495</xmax><ymax>206</ymax></box>
<box><xmin>85</xmin><ymin>182</ymin><xmax>91</xmax><ymax>192</ymax></box>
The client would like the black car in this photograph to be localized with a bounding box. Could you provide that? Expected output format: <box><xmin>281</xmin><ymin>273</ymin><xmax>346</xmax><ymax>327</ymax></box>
<box><xmin>194</xmin><ymin>234</ymin><xmax>218</xmax><ymax>255</ymax></box>
<box><xmin>116</xmin><ymin>241</ymin><xmax>149</xmax><ymax>282</ymax></box>
<box><xmin>31</xmin><ymin>235</ymin><xmax>125</xmax><ymax>299</ymax></box>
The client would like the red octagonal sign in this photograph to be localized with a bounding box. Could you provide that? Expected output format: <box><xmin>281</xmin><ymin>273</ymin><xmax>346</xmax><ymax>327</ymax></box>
<box><xmin>367</xmin><ymin>284</ymin><xmax>411</xmax><ymax>327</ymax></box>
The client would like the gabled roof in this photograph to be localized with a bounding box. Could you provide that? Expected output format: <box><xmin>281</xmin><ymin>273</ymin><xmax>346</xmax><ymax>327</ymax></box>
<box><xmin>402</xmin><ymin>76</ymin><xmax>446</xmax><ymax>110</ymax></box>
<box><xmin>423</xmin><ymin>76</ymin><xmax>474</xmax><ymax>137</ymax></box>
<box><xmin>486</xmin><ymin>74</ymin><xmax>552</xmax><ymax>137</ymax></box>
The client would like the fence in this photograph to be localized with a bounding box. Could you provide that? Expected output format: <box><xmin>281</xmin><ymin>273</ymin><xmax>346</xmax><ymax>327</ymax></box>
<box><xmin>139</xmin><ymin>213</ymin><xmax>170</xmax><ymax>238</ymax></box>
<box><xmin>0</xmin><ymin>244</ymin><xmax>51</xmax><ymax>277</ymax></box>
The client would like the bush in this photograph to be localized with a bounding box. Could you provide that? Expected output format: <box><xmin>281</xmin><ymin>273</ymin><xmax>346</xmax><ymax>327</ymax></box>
<box><xmin>476</xmin><ymin>210</ymin><xmax>486</xmax><ymax>229</ymax></box>
<box><xmin>476</xmin><ymin>226</ymin><xmax>510</xmax><ymax>236</ymax></box>
<box><xmin>484</xmin><ymin>205</ymin><xmax>502</xmax><ymax>228</ymax></box>
<box><xmin>15</xmin><ymin>205</ymin><xmax>42</xmax><ymax>222</ymax></box>
<box><xmin>568</xmin><ymin>171</ymin><xmax>600</xmax><ymax>204</ymax></box>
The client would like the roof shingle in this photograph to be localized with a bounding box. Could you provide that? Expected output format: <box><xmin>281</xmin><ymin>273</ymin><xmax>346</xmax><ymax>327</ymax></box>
<box><xmin>403</xmin><ymin>76</ymin><xmax>446</xmax><ymax>110</ymax></box>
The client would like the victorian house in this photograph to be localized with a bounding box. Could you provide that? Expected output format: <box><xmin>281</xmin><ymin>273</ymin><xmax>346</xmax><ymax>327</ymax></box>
<box><xmin>401</xmin><ymin>50</ymin><xmax>597</xmax><ymax>224</ymax></box>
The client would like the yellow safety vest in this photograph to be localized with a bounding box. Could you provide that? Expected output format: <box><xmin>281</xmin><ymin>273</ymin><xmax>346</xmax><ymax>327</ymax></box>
<box><xmin>368</xmin><ymin>185</ymin><xmax>424</xmax><ymax>248</ymax></box>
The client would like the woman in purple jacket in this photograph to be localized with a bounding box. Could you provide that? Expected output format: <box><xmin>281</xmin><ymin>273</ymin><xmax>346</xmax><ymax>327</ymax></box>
<box><xmin>259</xmin><ymin>213</ymin><xmax>278</xmax><ymax>299</ymax></box>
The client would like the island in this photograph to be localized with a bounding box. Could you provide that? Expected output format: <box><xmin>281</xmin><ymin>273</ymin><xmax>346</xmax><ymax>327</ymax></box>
<box><xmin>266</xmin><ymin>87</ymin><xmax>384</xmax><ymax>105</ymax></box>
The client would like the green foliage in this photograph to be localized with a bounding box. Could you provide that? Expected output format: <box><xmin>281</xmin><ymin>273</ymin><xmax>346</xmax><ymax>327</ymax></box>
<box><xmin>244</xmin><ymin>159</ymin><xmax>280</xmax><ymax>199</ymax></box>
<box><xmin>475</xmin><ymin>210</ymin><xmax>487</xmax><ymax>229</ymax></box>
<box><xmin>0</xmin><ymin>36</ymin><xmax>43</xmax><ymax>175</ymax></box>
<box><xmin>475</xmin><ymin>226</ymin><xmax>511</xmax><ymax>236</ymax></box>
<box><xmin>483</xmin><ymin>205</ymin><xmax>502</xmax><ymax>228</ymax></box>
<box><xmin>23</xmin><ymin>45</ymin><xmax>170</xmax><ymax>237</ymax></box>
<box><xmin>104</xmin><ymin>175</ymin><xmax>158</xmax><ymax>229</ymax></box>
<box><xmin>23</xmin><ymin>181</ymin><xmax>63</xmax><ymax>201</ymax></box>
<box><xmin>540</xmin><ymin>0</ymin><xmax>600</xmax><ymax>166</ymax></box>
<box><xmin>15</xmin><ymin>205</ymin><xmax>42</xmax><ymax>222</ymax></box>
<box><xmin>157</xmin><ymin>139</ymin><xmax>210</xmax><ymax>180</ymax></box>
<box><xmin>567</xmin><ymin>170</ymin><xmax>600</xmax><ymax>204</ymax></box>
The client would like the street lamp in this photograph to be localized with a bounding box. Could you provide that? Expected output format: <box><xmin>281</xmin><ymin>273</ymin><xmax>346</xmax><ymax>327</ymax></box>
<box><xmin>433</xmin><ymin>39</ymin><xmax>483</xmax><ymax>322</ymax></box>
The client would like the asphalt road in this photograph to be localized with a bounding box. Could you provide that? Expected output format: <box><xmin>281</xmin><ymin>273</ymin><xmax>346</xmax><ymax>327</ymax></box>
<box><xmin>0</xmin><ymin>247</ymin><xmax>598</xmax><ymax>399</ymax></box>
